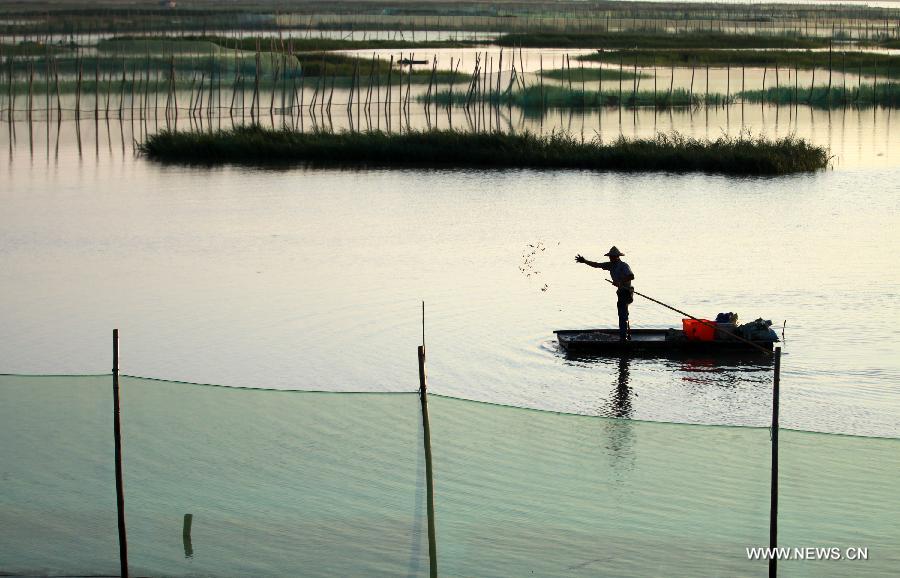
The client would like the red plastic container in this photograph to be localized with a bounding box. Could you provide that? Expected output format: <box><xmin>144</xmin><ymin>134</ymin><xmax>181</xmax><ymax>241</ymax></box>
<box><xmin>683</xmin><ymin>319</ymin><xmax>717</xmax><ymax>341</ymax></box>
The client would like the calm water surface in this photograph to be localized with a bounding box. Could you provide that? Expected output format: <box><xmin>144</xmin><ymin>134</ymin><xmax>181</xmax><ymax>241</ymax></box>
<box><xmin>1</xmin><ymin>114</ymin><xmax>898</xmax><ymax>438</ymax></box>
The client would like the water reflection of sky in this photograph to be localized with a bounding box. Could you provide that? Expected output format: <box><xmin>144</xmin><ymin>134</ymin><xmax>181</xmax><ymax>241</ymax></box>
<box><xmin>1</xmin><ymin>107</ymin><xmax>898</xmax><ymax>437</ymax></box>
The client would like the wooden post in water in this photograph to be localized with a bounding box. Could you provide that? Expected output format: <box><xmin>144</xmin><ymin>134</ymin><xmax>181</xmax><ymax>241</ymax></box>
<box><xmin>769</xmin><ymin>346</ymin><xmax>781</xmax><ymax>578</ymax></box>
<box><xmin>182</xmin><ymin>513</ymin><xmax>194</xmax><ymax>558</ymax></box>
<box><xmin>417</xmin><ymin>303</ymin><xmax>438</xmax><ymax>578</ymax></box>
<box><xmin>112</xmin><ymin>329</ymin><xmax>129</xmax><ymax>578</ymax></box>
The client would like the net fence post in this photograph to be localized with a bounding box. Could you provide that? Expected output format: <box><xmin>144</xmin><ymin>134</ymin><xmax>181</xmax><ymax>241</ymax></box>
<box><xmin>769</xmin><ymin>346</ymin><xmax>781</xmax><ymax>578</ymax></box>
<box><xmin>418</xmin><ymin>340</ymin><xmax>438</xmax><ymax>577</ymax></box>
<box><xmin>112</xmin><ymin>329</ymin><xmax>129</xmax><ymax>577</ymax></box>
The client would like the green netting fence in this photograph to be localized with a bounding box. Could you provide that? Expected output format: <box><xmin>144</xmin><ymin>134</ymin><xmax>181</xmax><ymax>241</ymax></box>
<box><xmin>1</xmin><ymin>374</ymin><xmax>898</xmax><ymax>577</ymax></box>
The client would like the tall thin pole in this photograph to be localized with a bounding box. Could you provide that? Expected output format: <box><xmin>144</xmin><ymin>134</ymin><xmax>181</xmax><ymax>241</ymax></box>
<box><xmin>418</xmin><ymin>303</ymin><xmax>437</xmax><ymax>578</ymax></box>
<box><xmin>112</xmin><ymin>329</ymin><xmax>129</xmax><ymax>578</ymax></box>
<box><xmin>769</xmin><ymin>346</ymin><xmax>782</xmax><ymax>578</ymax></box>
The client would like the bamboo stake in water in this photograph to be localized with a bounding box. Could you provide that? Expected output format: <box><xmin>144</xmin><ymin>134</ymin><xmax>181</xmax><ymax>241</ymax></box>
<box><xmin>347</xmin><ymin>56</ymin><xmax>357</xmax><ymax>112</ymax></box>
<box><xmin>808</xmin><ymin>63</ymin><xmax>816</xmax><ymax>104</ymax></box>
<box><xmin>769</xmin><ymin>347</ymin><xmax>782</xmax><ymax>578</ymax></box>
<box><xmin>497</xmin><ymin>49</ymin><xmax>503</xmax><ymax>101</ymax></box>
<box><xmin>540</xmin><ymin>53</ymin><xmax>544</xmax><ymax>107</ymax></box>
<box><xmin>873</xmin><ymin>55</ymin><xmax>878</xmax><ymax>105</ymax></box>
<box><xmin>405</xmin><ymin>53</ymin><xmax>413</xmax><ymax>109</ymax></box>
<box><xmin>827</xmin><ymin>40</ymin><xmax>833</xmax><ymax>104</ymax></box>
<box><xmin>618</xmin><ymin>54</ymin><xmax>624</xmax><ymax>107</ymax></box>
<box><xmin>53</xmin><ymin>55</ymin><xmax>62</xmax><ymax>120</ymax></box>
<box><xmin>690</xmin><ymin>62</ymin><xmax>695</xmax><ymax>102</ymax></box>
<box><xmin>385</xmin><ymin>54</ymin><xmax>393</xmax><ymax>115</ymax></box>
<box><xmin>94</xmin><ymin>56</ymin><xmax>99</xmax><ymax>121</ymax></box>
<box><xmin>182</xmin><ymin>514</ymin><xmax>193</xmax><ymax>559</ymax></box>
<box><xmin>112</xmin><ymin>329</ymin><xmax>129</xmax><ymax>578</ymax></box>
<box><xmin>417</xmin><ymin>307</ymin><xmax>438</xmax><ymax>578</ymax></box>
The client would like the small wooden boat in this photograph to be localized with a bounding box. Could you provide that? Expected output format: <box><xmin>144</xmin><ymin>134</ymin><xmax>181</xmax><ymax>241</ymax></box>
<box><xmin>397</xmin><ymin>58</ymin><xmax>428</xmax><ymax>65</ymax></box>
<box><xmin>555</xmin><ymin>328</ymin><xmax>777</xmax><ymax>356</ymax></box>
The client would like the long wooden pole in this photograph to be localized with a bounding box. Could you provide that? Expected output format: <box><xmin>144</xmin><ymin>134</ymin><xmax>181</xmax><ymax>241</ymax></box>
<box><xmin>769</xmin><ymin>346</ymin><xmax>782</xmax><ymax>578</ymax></box>
<box><xmin>602</xmin><ymin>279</ymin><xmax>773</xmax><ymax>354</ymax></box>
<box><xmin>418</xmin><ymin>302</ymin><xmax>437</xmax><ymax>578</ymax></box>
<box><xmin>112</xmin><ymin>329</ymin><xmax>129</xmax><ymax>578</ymax></box>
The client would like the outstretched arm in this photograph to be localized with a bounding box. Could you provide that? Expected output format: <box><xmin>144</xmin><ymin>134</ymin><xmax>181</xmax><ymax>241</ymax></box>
<box><xmin>575</xmin><ymin>254</ymin><xmax>604</xmax><ymax>268</ymax></box>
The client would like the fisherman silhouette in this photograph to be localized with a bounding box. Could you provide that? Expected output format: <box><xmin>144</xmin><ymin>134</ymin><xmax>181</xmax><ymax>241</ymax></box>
<box><xmin>575</xmin><ymin>246</ymin><xmax>635</xmax><ymax>342</ymax></box>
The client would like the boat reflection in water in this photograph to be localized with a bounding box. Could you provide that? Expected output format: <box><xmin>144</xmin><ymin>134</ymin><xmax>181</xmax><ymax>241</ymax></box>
<box><xmin>559</xmin><ymin>350</ymin><xmax>776</xmax><ymax>477</ymax></box>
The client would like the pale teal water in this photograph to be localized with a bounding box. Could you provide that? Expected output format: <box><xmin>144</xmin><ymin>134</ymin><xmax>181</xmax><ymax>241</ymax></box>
<box><xmin>1</xmin><ymin>375</ymin><xmax>897</xmax><ymax>576</ymax></box>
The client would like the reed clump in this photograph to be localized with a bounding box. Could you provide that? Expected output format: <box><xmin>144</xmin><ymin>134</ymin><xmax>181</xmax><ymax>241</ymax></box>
<box><xmin>578</xmin><ymin>49</ymin><xmax>900</xmax><ymax>79</ymax></box>
<box><xmin>739</xmin><ymin>83</ymin><xmax>900</xmax><ymax>108</ymax></box>
<box><xmin>539</xmin><ymin>68</ymin><xmax>645</xmax><ymax>82</ymax></box>
<box><xmin>424</xmin><ymin>85</ymin><xmax>729</xmax><ymax>108</ymax></box>
<box><xmin>99</xmin><ymin>36</ymin><xmax>475</xmax><ymax>54</ymax></box>
<box><xmin>495</xmin><ymin>32</ymin><xmax>828</xmax><ymax>49</ymax></box>
<box><xmin>140</xmin><ymin>126</ymin><xmax>829</xmax><ymax>175</ymax></box>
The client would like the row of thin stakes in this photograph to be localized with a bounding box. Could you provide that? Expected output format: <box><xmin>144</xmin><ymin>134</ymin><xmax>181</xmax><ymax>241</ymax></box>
<box><xmin>1</xmin><ymin>41</ymin><xmax>895</xmax><ymax>125</ymax></box>
<box><xmin>9</xmin><ymin>9</ymin><xmax>900</xmax><ymax>39</ymax></box>
<box><xmin>1</xmin><ymin>38</ymin><xmax>439</xmax><ymax>122</ymax></box>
